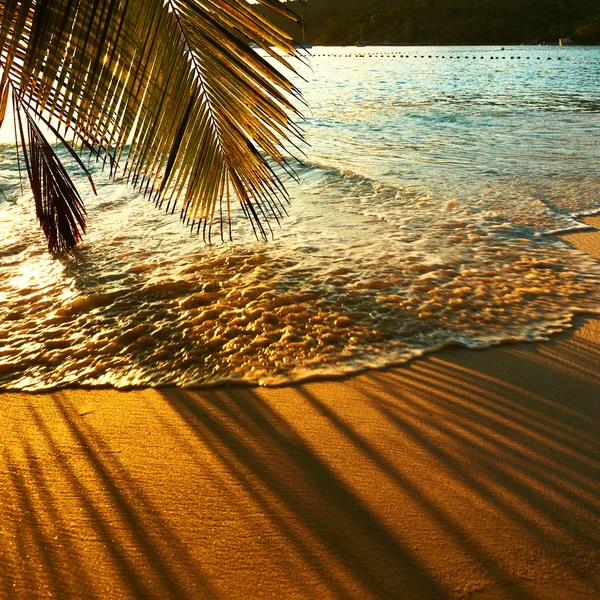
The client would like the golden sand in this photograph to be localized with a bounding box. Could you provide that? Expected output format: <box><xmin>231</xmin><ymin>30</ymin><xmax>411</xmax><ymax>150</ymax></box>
<box><xmin>1</xmin><ymin>219</ymin><xmax>599</xmax><ymax>599</ymax></box>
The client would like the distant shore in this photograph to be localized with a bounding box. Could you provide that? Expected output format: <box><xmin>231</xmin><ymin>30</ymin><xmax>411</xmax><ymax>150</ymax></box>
<box><xmin>0</xmin><ymin>219</ymin><xmax>598</xmax><ymax>598</ymax></box>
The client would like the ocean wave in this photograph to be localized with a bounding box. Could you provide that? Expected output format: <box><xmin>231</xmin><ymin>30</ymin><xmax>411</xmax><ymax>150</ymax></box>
<box><xmin>1</xmin><ymin>47</ymin><xmax>599</xmax><ymax>390</ymax></box>
<box><xmin>2</xmin><ymin>171</ymin><xmax>600</xmax><ymax>391</ymax></box>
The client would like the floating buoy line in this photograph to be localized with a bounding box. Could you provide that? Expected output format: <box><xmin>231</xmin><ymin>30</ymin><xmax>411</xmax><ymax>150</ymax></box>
<box><xmin>312</xmin><ymin>52</ymin><xmax>565</xmax><ymax>61</ymax></box>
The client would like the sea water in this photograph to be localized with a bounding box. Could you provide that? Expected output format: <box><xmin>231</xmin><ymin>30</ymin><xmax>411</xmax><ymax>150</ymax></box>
<box><xmin>1</xmin><ymin>45</ymin><xmax>599</xmax><ymax>390</ymax></box>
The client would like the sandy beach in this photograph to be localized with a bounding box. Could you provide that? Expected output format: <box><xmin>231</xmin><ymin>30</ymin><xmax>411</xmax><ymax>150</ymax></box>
<box><xmin>1</xmin><ymin>218</ymin><xmax>599</xmax><ymax>600</ymax></box>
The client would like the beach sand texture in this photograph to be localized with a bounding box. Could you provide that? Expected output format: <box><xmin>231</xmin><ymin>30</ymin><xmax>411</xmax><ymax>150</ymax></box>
<box><xmin>1</xmin><ymin>219</ymin><xmax>599</xmax><ymax>599</ymax></box>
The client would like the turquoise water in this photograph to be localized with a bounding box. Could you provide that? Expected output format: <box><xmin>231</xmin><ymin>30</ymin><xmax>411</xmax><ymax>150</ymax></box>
<box><xmin>1</xmin><ymin>45</ymin><xmax>599</xmax><ymax>390</ymax></box>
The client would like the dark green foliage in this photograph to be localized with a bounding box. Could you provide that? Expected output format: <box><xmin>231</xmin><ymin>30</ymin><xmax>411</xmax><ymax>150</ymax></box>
<box><xmin>259</xmin><ymin>0</ymin><xmax>600</xmax><ymax>45</ymax></box>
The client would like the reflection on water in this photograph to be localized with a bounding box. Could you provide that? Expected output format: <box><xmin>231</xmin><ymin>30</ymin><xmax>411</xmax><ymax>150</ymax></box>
<box><xmin>1</xmin><ymin>46</ymin><xmax>599</xmax><ymax>390</ymax></box>
<box><xmin>301</xmin><ymin>46</ymin><xmax>600</xmax><ymax>208</ymax></box>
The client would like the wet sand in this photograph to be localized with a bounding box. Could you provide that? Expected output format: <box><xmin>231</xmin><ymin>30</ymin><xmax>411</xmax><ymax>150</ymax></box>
<box><xmin>1</xmin><ymin>219</ymin><xmax>599</xmax><ymax>599</ymax></box>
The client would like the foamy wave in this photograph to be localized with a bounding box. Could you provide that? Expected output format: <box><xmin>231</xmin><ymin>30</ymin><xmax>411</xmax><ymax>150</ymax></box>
<box><xmin>1</xmin><ymin>187</ymin><xmax>600</xmax><ymax>391</ymax></box>
<box><xmin>1</xmin><ymin>47</ymin><xmax>600</xmax><ymax>390</ymax></box>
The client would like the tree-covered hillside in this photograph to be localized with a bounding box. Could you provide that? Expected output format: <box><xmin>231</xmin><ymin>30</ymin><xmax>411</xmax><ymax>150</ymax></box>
<box><xmin>257</xmin><ymin>0</ymin><xmax>600</xmax><ymax>45</ymax></box>
<box><xmin>256</xmin><ymin>1</ymin><xmax>379</xmax><ymax>45</ymax></box>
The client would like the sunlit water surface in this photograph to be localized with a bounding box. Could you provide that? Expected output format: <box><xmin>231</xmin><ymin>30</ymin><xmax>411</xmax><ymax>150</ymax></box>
<box><xmin>1</xmin><ymin>46</ymin><xmax>599</xmax><ymax>390</ymax></box>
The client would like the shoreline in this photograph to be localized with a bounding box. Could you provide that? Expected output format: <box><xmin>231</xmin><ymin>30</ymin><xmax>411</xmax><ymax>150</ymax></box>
<box><xmin>1</xmin><ymin>220</ymin><xmax>598</xmax><ymax>598</ymax></box>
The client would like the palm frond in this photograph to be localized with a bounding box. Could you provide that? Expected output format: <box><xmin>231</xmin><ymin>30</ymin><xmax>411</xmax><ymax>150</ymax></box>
<box><xmin>0</xmin><ymin>0</ymin><xmax>304</xmax><ymax>248</ymax></box>
<box><xmin>14</xmin><ymin>91</ymin><xmax>87</xmax><ymax>251</ymax></box>
<box><xmin>0</xmin><ymin>80</ymin><xmax>9</xmax><ymax>126</ymax></box>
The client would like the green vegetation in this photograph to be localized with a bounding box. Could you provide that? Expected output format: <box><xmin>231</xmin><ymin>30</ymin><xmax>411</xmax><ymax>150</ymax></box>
<box><xmin>259</xmin><ymin>0</ymin><xmax>600</xmax><ymax>45</ymax></box>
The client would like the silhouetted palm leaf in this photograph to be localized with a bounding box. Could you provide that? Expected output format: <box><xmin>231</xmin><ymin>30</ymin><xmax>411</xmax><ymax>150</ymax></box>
<box><xmin>0</xmin><ymin>0</ymin><xmax>304</xmax><ymax>250</ymax></box>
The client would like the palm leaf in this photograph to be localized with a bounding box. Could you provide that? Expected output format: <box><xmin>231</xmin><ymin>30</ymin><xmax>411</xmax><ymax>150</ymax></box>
<box><xmin>0</xmin><ymin>0</ymin><xmax>305</xmax><ymax>249</ymax></box>
<box><xmin>0</xmin><ymin>80</ymin><xmax>9</xmax><ymax>126</ymax></box>
<box><xmin>15</xmin><ymin>91</ymin><xmax>87</xmax><ymax>251</ymax></box>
